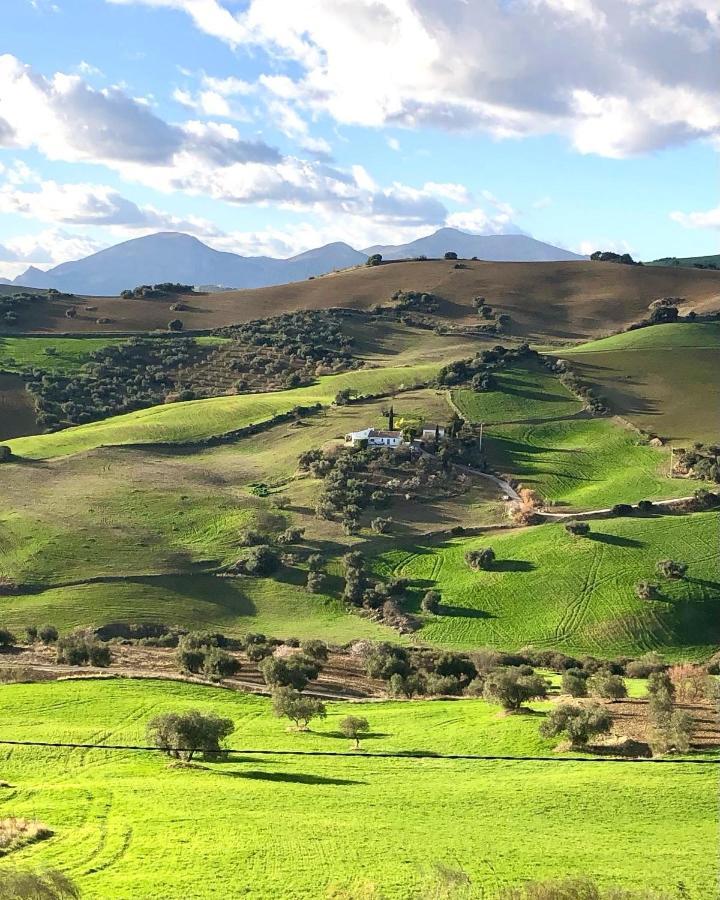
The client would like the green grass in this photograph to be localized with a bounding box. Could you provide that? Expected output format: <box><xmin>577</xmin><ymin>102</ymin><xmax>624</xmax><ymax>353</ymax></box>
<box><xmin>0</xmin><ymin>576</ymin><xmax>394</xmax><ymax>643</ymax></box>
<box><xmin>0</xmin><ymin>336</ymin><xmax>126</xmax><ymax>373</ymax></box>
<box><xmin>646</xmin><ymin>253</ymin><xmax>720</xmax><ymax>268</ymax></box>
<box><xmin>0</xmin><ymin>679</ymin><xmax>715</xmax><ymax>899</ymax></box>
<box><xmin>451</xmin><ymin>361</ymin><xmax>583</xmax><ymax>424</ymax></box>
<box><xmin>7</xmin><ymin>363</ymin><xmax>439</xmax><ymax>459</ymax></box>
<box><xmin>561</xmin><ymin>322</ymin><xmax>720</xmax><ymax>354</ymax></box>
<box><xmin>377</xmin><ymin>511</ymin><xmax>720</xmax><ymax>659</ymax></box>
<box><xmin>485</xmin><ymin>418</ymin><xmax>698</xmax><ymax>508</ymax></box>
<box><xmin>555</xmin><ymin>325</ymin><xmax>720</xmax><ymax>443</ymax></box>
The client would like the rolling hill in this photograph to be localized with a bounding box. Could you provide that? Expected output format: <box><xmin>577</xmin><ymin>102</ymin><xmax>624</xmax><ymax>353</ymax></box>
<box><xmin>647</xmin><ymin>253</ymin><xmax>720</xmax><ymax>269</ymax></box>
<box><xmin>4</xmin><ymin>258</ymin><xmax>720</xmax><ymax>339</ymax></box>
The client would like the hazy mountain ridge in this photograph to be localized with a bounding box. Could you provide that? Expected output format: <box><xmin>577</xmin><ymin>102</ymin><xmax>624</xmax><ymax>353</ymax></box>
<box><xmin>11</xmin><ymin>228</ymin><xmax>586</xmax><ymax>295</ymax></box>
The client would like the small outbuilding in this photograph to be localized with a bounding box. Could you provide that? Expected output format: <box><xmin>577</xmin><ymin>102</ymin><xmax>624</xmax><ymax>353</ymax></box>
<box><xmin>345</xmin><ymin>428</ymin><xmax>404</xmax><ymax>448</ymax></box>
<box><xmin>420</xmin><ymin>425</ymin><xmax>446</xmax><ymax>441</ymax></box>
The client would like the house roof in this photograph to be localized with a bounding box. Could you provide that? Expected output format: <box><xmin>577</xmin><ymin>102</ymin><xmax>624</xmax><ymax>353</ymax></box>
<box><xmin>368</xmin><ymin>429</ymin><xmax>402</xmax><ymax>438</ymax></box>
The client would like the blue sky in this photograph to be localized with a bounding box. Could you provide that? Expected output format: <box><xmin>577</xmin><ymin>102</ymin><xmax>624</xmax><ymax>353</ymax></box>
<box><xmin>0</xmin><ymin>0</ymin><xmax>718</xmax><ymax>277</ymax></box>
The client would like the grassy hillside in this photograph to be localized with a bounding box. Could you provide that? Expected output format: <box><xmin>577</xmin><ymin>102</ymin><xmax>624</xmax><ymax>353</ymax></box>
<box><xmin>646</xmin><ymin>254</ymin><xmax>720</xmax><ymax>269</ymax></box>
<box><xmin>560</xmin><ymin>324</ymin><xmax>720</xmax><ymax>442</ymax></box>
<box><xmin>484</xmin><ymin>418</ymin><xmax>693</xmax><ymax>508</ymax></box>
<box><xmin>7</xmin><ymin>363</ymin><xmax>439</xmax><ymax>459</ymax></box>
<box><xmin>451</xmin><ymin>360</ymin><xmax>583</xmax><ymax>424</ymax></box>
<box><xmin>0</xmin><ymin>679</ymin><xmax>715</xmax><ymax>899</ymax></box>
<box><xmin>5</xmin><ymin>259</ymin><xmax>720</xmax><ymax>340</ymax></box>
<box><xmin>379</xmin><ymin>512</ymin><xmax>720</xmax><ymax>659</ymax></box>
<box><xmin>0</xmin><ymin>336</ymin><xmax>126</xmax><ymax>373</ymax></box>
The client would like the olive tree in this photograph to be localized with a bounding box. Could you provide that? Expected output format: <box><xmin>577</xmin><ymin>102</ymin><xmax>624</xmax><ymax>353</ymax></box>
<box><xmin>483</xmin><ymin>668</ymin><xmax>548</xmax><ymax>711</ymax></box>
<box><xmin>271</xmin><ymin>686</ymin><xmax>326</xmax><ymax>731</ymax></box>
<box><xmin>587</xmin><ymin>672</ymin><xmax>627</xmax><ymax>701</ymax></box>
<box><xmin>540</xmin><ymin>702</ymin><xmax>612</xmax><ymax>750</ymax></box>
<box><xmin>146</xmin><ymin>709</ymin><xmax>235</xmax><ymax>760</ymax></box>
<box><xmin>340</xmin><ymin>715</ymin><xmax>370</xmax><ymax>749</ymax></box>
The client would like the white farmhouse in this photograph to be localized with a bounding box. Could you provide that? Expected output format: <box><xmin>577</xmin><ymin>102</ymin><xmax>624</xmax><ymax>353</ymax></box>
<box><xmin>344</xmin><ymin>428</ymin><xmax>404</xmax><ymax>448</ymax></box>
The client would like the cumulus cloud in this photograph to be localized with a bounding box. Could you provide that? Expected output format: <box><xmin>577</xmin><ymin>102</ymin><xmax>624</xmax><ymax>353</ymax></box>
<box><xmin>114</xmin><ymin>0</ymin><xmax>720</xmax><ymax>157</ymax></box>
<box><xmin>0</xmin><ymin>229</ymin><xmax>107</xmax><ymax>278</ymax></box>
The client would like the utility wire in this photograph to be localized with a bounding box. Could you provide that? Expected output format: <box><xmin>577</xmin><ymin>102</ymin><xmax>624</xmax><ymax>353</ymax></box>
<box><xmin>0</xmin><ymin>739</ymin><xmax>716</xmax><ymax>764</ymax></box>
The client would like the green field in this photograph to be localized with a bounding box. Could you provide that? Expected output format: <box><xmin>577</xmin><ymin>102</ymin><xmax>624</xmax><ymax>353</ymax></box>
<box><xmin>7</xmin><ymin>363</ymin><xmax>439</xmax><ymax>459</ymax></box>
<box><xmin>451</xmin><ymin>361</ymin><xmax>583</xmax><ymax>425</ymax></box>
<box><xmin>557</xmin><ymin>324</ymin><xmax>720</xmax><ymax>443</ymax></box>
<box><xmin>484</xmin><ymin>418</ymin><xmax>695</xmax><ymax>508</ymax></box>
<box><xmin>0</xmin><ymin>678</ymin><xmax>715</xmax><ymax>899</ymax></box>
<box><xmin>646</xmin><ymin>254</ymin><xmax>720</xmax><ymax>269</ymax></box>
<box><xmin>0</xmin><ymin>336</ymin><xmax>127</xmax><ymax>373</ymax></box>
<box><xmin>377</xmin><ymin>511</ymin><xmax>720</xmax><ymax>658</ymax></box>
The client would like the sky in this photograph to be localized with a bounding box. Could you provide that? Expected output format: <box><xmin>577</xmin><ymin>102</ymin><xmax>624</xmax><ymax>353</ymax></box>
<box><xmin>0</xmin><ymin>0</ymin><xmax>718</xmax><ymax>278</ymax></box>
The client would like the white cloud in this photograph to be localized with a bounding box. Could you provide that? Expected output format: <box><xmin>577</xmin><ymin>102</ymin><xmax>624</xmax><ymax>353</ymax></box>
<box><xmin>0</xmin><ymin>229</ymin><xmax>107</xmax><ymax>278</ymax></box>
<box><xmin>115</xmin><ymin>0</ymin><xmax>720</xmax><ymax>157</ymax></box>
<box><xmin>576</xmin><ymin>238</ymin><xmax>634</xmax><ymax>256</ymax></box>
<box><xmin>423</xmin><ymin>182</ymin><xmax>471</xmax><ymax>204</ymax></box>
<box><xmin>386</xmin><ymin>137</ymin><xmax>400</xmax><ymax>151</ymax></box>
<box><xmin>670</xmin><ymin>206</ymin><xmax>720</xmax><ymax>229</ymax></box>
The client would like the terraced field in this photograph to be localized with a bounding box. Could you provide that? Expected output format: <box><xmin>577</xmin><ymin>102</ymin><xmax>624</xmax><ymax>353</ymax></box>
<box><xmin>451</xmin><ymin>360</ymin><xmax>583</xmax><ymax>424</ymax></box>
<box><xmin>379</xmin><ymin>512</ymin><xmax>720</xmax><ymax>659</ymax></box>
<box><xmin>560</xmin><ymin>323</ymin><xmax>720</xmax><ymax>442</ymax></box>
<box><xmin>0</xmin><ymin>679</ymin><xmax>715</xmax><ymax>899</ymax></box>
<box><xmin>7</xmin><ymin>363</ymin><xmax>439</xmax><ymax>459</ymax></box>
<box><xmin>484</xmin><ymin>418</ymin><xmax>695</xmax><ymax>508</ymax></box>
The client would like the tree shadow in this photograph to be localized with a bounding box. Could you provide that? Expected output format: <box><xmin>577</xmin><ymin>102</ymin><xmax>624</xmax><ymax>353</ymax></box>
<box><xmin>215</xmin><ymin>769</ymin><xmax>365</xmax><ymax>786</ymax></box>
<box><xmin>588</xmin><ymin>533</ymin><xmax>643</xmax><ymax>548</ymax></box>
<box><xmin>322</xmin><ymin>731</ymin><xmax>391</xmax><ymax>741</ymax></box>
<box><xmin>439</xmin><ymin>605</ymin><xmax>495</xmax><ymax>619</ymax></box>
<box><xmin>491</xmin><ymin>560</ymin><xmax>536</xmax><ymax>572</ymax></box>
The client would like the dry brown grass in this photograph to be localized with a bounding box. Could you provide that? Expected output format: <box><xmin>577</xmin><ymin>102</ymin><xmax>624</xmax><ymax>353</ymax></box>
<box><xmin>6</xmin><ymin>260</ymin><xmax>719</xmax><ymax>340</ymax></box>
<box><xmin>0</xmin><ymin>819</ymin><xmax>53</xmax><ymax>855</ymax></box>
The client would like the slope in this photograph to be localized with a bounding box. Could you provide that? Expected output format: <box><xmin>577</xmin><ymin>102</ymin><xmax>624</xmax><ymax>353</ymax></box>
<box><xmin>6</xmin><ymin>259</ymin><xmax>720</xmax><ymax>340</ymax></box>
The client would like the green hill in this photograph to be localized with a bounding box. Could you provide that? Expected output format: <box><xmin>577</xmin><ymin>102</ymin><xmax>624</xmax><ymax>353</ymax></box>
<box><xmin>560</xmin><ymin>323</ymin><xmax>720</xmax><ymax>442</ymax></box>
<box><xmin>646</xmin><ymin>254</ymin><xmax>720</xmax><ymax>269</ymax></box>
<box><xmin>378</xmin><ymin>511</ymin><xmax>720</xmax><ymax>659</ymax></box>
<box><xmin>1</xmin><ymin>679</ymin><xmax>715</xmax><ymax>899</ymax></box>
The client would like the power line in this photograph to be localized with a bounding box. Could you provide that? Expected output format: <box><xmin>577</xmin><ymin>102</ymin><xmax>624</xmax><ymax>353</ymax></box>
<box><xmin>0</xmin><ymin>739</ymin><xmax>716</xmax><ymax>765</ymax></box>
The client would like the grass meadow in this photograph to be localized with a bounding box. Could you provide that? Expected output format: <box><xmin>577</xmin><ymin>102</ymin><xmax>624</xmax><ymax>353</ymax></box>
<box><xmin>377</xmin><ymin>512</ymin><xmax>720</xmax><ymax>659</ymax></box>
<box><xmin>0</xmin><ymin>679</ymin><xmax>715</xmax><ymax>899</ymax></box>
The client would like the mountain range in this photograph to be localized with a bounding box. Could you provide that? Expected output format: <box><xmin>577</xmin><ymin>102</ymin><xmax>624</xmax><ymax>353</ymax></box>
<box><xmin>7</xmin><ymin>227</ymin><xmax>586</xmax><ymax>295</ymax></box>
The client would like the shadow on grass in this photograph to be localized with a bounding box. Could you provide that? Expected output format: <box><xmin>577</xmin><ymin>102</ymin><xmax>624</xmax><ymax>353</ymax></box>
<box><xmin>440</xmin><ymin>605</ymin><xmax>495</xmax><ymax>619</ymax></box>
<box><xmin>588</xmin><ymin>533</ymin><xmax>643</xmax><ymax>548</ymax></box>
<box><xmin>491</xmin><ymin>560</ymin><xmax>536</xmax><ymax>572</ymax></box>
<box><xmin>216</xmin><ymin>769</ymin><xmax>365</xmax><ymax>786</ymax></box>
<box><xmin>322</xmin><ymin>731</ymin><xmax>391</xmax><ymax>742</ymax></box>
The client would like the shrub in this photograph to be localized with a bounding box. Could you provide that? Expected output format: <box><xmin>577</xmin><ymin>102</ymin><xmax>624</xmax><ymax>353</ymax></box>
<box><xmin>238</xmin><ymin>545</ymin><xmax>279</xmax><ymax>576</ymax></box>
<box><xmin>444</xmin><ymin>251</ymin><xmax>458</xmax><ymax>260</ymax></box>
<box><xmin>637</xmin><ymin>499</ymin><xmax>654</xmax><ymax>513</ymax></box>
<box><xmin>245</xmin><ymin>641</ymin><xmax>273</xmax><ymax>662</ymax></box>
<box><xmin>38</xmin><ymin>625</ymin><xmax>58</xmax><ymax>644</ymax></box>
<box><xmin>668</xmin><ymin>664</ymin><xmax>708</xmax><ymax>703</ymax></box>
<box><xmin>88</xmin><ymin>643</ymin><xmax>111</xmax><ymax>667</ymax></box>
<box><xmin>300</xmin><ymin>640</ymin><xmax>329</xmax><ymax>661</ymax></box>
<box><xmin>147</xmin><ymin>709</ymin><xmax>234</xmax><ymax>760</ymax></box>
<box><xmin>25</xmin><ymin>625</ymin><xmax>38</xmax><ymax>643</ymax></box>
<box><xmin>202</xmin><ymin>647</ymin><xmax>241</xmax><ymax>681</ymax></box>
<box><xmin>425</xmin><ymin>673</ymin><xmax>463</xmax><ymax>695</ymax></box>
<box><xmin>656</xmin><ymin>559</ymin><xmax>688</xmax><ymax>579</ymax></box>
<box><xmin>561</xmin><ymin>669</ymin><xmax>588</xmax><ymax>697</ymax></box>
<box><xmin>626</xmin><ymin>652</ymin><xmax>665</xmax><ymax>678</ymax></box>
<box><xmin>340</xmin><ymin>715</ymin><xmax>370</xmax><ymax>748</ymax></box>
<box><xmin>366</xmin><ymin>254</ymin><xmax>382</xmax><ymax>266</ymax></box>
<box><xmin>305</xmin><ymin>571</ymin><xmax>326</xmax><ymax>593</ymax></box>
<box><xmin>387</xmin><ymin>671</ymin><xmax>426</xmax><ymax>698</ymax></box>
<box><xmin>540</xmin><ymin>702</ymin><xmax>613</xmax><ymax>749</ymax></box>
<box><xmin>371</xmin><ymin>516</ymin><xmax>392</xmax><ymax>534</ymax></box>
<box><xmin>0</xmin><ymin>629</ymin><xmax>16</xmax><ymax>650</ymax></box>
<box><xmin>611</xmin><ymin>503</ymin><xmax>633</xmax><ymax>516</ymax></box>
<box><xmin>277</xmin><ymin>526</ymin><xmax>304</xmax><ymax>545</ymax></box>
<box><xmin>0</xmin><ymin>868</ymin><xmax>80</xmax><ymax>899</ymax></box>
<box><xmin>564</xmin><ymin>521</ymin><xmax>590</xmax><ymax>537</ymax></box>
<box><xmin>271</xmin><ymin>686</ymin><xmax>326</xmax><ymax>730</ymax></box>
<box><xmin>635</xmin><ymin>581</ymin><xmax>660</xmax><ymax>600</ymax></box>
<box><xmin>259</xmin><ymin>653</ymin><xmax>321</xmax><ymax>691</ymax></box>
<box><xmin>483</xmin><ymin>668</ymin><xmax>548</xmax><ymax>711</ymax></box>
<box><xmin>421</xmin><ymin>590</ymin><xmax>441</xmax><ymax>614</ymax></box>
<box><xmin>363</xmin><ymin>643</ymin><xmax>411</xmax><ymax>680</ymax></box>
<box><xmin>168</xmin><ymin>319</ymin><xmax>183</xmax><ymax>331</ymax></box>
<box><xmin>464</xmin><ymin>547</ymin><xmax>496</xmax><ymax>571</ymax></box>
<box><xmin>587</xmin><ymin>672</ymin><xmax>627</xmax><ymax>701</ymax></box>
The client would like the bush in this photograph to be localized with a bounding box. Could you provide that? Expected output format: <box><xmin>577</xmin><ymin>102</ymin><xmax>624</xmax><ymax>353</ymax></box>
<box><xmin>271</xmin><ymin>687</ymin><xmax>326</xmax><ymax>730</ymax></box>
<box><xmin>540</xmin><ymin>702</ymin><xmax>612</xmax><ymax>749</ymax></box>
<box><xmin>88</xmin><ymin>643</ymin><xmax>111</xmax><ymax>667</ymax></box>
<box><xmin>387</xmin><ymin>672</ymin><xmax>426</xmax><ymax>698</ymax></box>
<box><xmin>464</xmin><ymin>547</ymin><xmax>495</xmax><ymax>571</ymax></box>
<box><xmin>300</xmin><ymin>639</ymin><xmax>329</xmax><ymax>661</ymax></box>
<box><xmin>0</xmin><ymin>868</ymin><xmax>80</xmax><ymax>899</ymax></box>
<box><xmin>483</xmin><ymin>668</ymin><xmax>548</xmax><ymax>711</ymax></box>
<box><xmin>168</xmin><ymin>319</ymin><xmax>183</xmax><ymax>331</ymax></box>
<box><xmin>305</xmin><ymin>571</ymin><xmax>326</xmax><ymax>593</ymax></box>
<box><xmin>245</xmin><ymin>641</ymin><xmax>273</xmax><ymax>662</ymax></box>
<box><xmin>38</xmin><ymin>625</ymin><xmax>58</xmax><ymax>644</ymax></box>
<box><xmin>656</xmin><ymin>559</ymin><xmax>688</xmax><ymax>579</ymax></box>
<box><xmin>444</xmin><ymin>251</ymin><xmax>458</xmax><ymax>260</ymax></box>
<box><xmin>238</xmin><ymin>545</ymin><xmax>279</xmax><ymax>576</ymax></box>
<box><xmin>56</xmin><ymin>633</ymin><xmax>110</xmax><ymax>667</ymax></box>
<box><xmin>611</xmin><ymin>503</ymin><xmax>633</xmax><ymax>517</ymax></box>
<box><xmin>587</xmin><ymin>672</ymin><xmax>627</xmax><ymax>701</ymax></box>
<box><xmin>626</xmin><ymin>652</ymin><xmax>665</xmax><ymax>678</ymax></box>
<box><xmin>25</xmin><ymin>625</ymin><xmax>38</xmax><ymax>643</ymax></box>
<box><xmin>561</xmin><ymin>669</ymin><xmax>588</xmax><ymax>697</ymax></box>
<box><xmin>370</xmin><ymin>516</ymin><xmax>392</xmax><ymax>534</ymax></box>
<box><xmin>0</xmin><ymin>629</ymin><xmax>16</xmax><ymax>650</ymax></box>
<box><xmin>202</xmin><ymin>647</ymin><xmax>241</xmax><ymax>681</ymax></box>
<box><xmin>147</xmin><ymin>709</ymin><xmax>234</xmax><ymax>760</ymax></box>
<box><xmin>363</xmin><ymin>643</ymin><xmax>411</xmax><ymax>680</ymax></box>
<box><xmin>635</xmin><ymin>581</ymin><xmax>660</xmax><ymax>600</ymax></box>
<box><xmin>366</xmin><ymin>254</ymin><xmax>382</xmax><ymax>266</ymax></box>
<box><xmin>564</xmin><ymin>521</ymin><xmax>590</xmax><ymax>537</ymax></box>
<box><xmin>421</xmin><ymin>590</ymin><xmax>441</xmax><ymax>614</ymax></box>
<box><xmin>425</xmin><ymin>673</ymin><xmax>463</xmax><ymax>695</ymax></box>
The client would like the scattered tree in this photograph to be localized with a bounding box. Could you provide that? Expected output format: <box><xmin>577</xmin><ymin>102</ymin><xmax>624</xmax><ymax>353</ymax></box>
<box><xmin>587</xmin><ymin>672</ymin><xmax>627</xmax><ymax>701</ymax></box>
<box><xmin>540</xmin><ymin>702</ymin><xmax>612</xmax><ymax>750</ymax></box>
<box><xmin>561</xmin><ymin>669</ymin><xmax>589</xmax><ymax>698</ymax></box>
<box><xmin>483</xmin><ymin>668</ymin><xmax>548</xmax><ymax>711</ymax></box>
<box><xmin>259</xmin><ymin>653</ymin><xmax>321</xmax><ymax>691</ymax></box>
<box><xmin>202</xmin><ymin>647</ymin><xmax>241</xmax><ymax>681</ymax></box>
<box><xmin>271</xmin><ymin>686</ymin><xmax>326</xmax><ymax>731</ymax></box>
<box><xmin>635</xmin><ymin>581</ymin><xmax>660</xmax><ymax>600</ymax></box>
<box><xmin>0</xmin><ymin>629</ymin><xmax>16</xmax><ymax>650</ymax></box>
<box><xmin>38</xmin><ymin>625</ymin><xmax>58</xmax><ymax>644</ymax></box>
<box><xmin>340</xmin><ymin>715</ymin><xmax>370</xmax><ymax>749</ymax></box>
<box><xmin>421</xmin><ymin>590</ymin><xmax>441</xmax><ymax>614</ymax></box>
<box><xmin>444</xmin><ymin>251</ymin><xmax>458</xmax><ymax>260</ymax></box>
<box><xmin>656</xmin><ymin>559</ymin><xmax>688</xmax><ymax>579</ymax></box>
<box><xmin>366</xmin><ymin>254</ymin><xmax>382</xmax><ymax>267</ymax></box>
<box><xmin>464</xmin><ymin>547</ymin><xmax>495</xmax><ymax>571</ymax></box>
<box><xmin>146</xmin><ymin>709</ymin><xmax>234</xmax><ymax>760</ymax></box>
<box><xmin>565</xmin><ymin>521</ymin><xmax>590</xmax><ymax>537</ymax></box>
<box><xmin>168</xmin><ymin>319</ymin><xmax>183</xmax><ymax>331</ymax></box>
